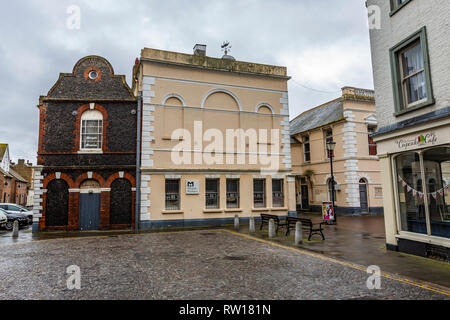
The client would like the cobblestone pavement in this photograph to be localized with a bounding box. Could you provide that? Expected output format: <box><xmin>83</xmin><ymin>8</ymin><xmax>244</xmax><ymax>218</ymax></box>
<box><xmin>0</xmin><ymin>230</ymin><xmax>448</xmax><ymax>300</ymax></box>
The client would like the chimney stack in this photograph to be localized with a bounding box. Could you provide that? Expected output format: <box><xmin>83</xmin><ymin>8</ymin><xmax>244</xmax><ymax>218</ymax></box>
<box><xmin>193</xmin><ymin>44</ymin><xmax>207</xmax><ymax>56</ymax></box>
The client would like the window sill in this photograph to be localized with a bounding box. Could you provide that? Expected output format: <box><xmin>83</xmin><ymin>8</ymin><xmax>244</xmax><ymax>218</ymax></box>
<box><xmin>162</xmin><ymin>210</ymin><xmax>184</xmax><ymax>215</ymax></box>
<box><xmin>270</xmin><ymin>207</ymin><xmax>288</xmax><ymax>211</ymax></box>
<box><xmin>78</xmin><ymin>150</ymin><xmax>103</xmax><ymax>154</ymax></box>
<box><xmin>224</xmin><ymin>208</ymin><xmax>243</xmax><ymax>213</ymax></box>
<box><xmin>252</xmin><ymin>208</ymin><xmax>270</xmax><ymax>212</ymax></box>
<box><xmin>394</xmin><ymin>99</ymin><xmax>435</xmax><ymax>117</ymax></box>
<box><xmin>203</xmin><ymin>209</ymin><xmax>223</xmax><ymax>214</ymax></box>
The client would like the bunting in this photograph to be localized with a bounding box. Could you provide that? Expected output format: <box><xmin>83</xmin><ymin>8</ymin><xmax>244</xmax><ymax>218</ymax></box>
<box><xmin>397</xmin><ymin>176</ymin><xmax>449</xmax><ymax>199</ymax></box>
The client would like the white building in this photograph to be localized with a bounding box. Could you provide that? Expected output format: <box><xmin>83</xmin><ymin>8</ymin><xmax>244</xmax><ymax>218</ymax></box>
<box><xmin>368</xmin><ymin>0</ymin><xmax>450</xmax><ymax>260</ymax></box>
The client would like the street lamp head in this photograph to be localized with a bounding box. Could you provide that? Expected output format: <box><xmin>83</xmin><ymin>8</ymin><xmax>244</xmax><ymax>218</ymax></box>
<box><xmin>326</xmin><ymin>141</ymin><xmax>337</xmax><ymax>151</ymax></box>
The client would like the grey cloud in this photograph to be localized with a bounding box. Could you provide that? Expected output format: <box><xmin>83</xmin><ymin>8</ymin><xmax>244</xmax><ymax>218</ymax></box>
<box><xmin>0</xmin><ymin>0</ymin><xmax>373</xmax><ymax>163</ymax></box>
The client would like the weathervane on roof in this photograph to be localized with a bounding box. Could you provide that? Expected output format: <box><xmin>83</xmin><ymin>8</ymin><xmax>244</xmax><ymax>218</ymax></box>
<box><xmin>221</xmin><ymin>41</ymin><xmax>232</xmax><ymax>56</ymax></box>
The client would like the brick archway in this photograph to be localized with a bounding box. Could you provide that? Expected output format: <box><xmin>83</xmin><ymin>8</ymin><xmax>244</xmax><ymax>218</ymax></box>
<box><xmin>106</xmin><ymin>172</ymin><xmax>136</xmax><ymax>188</ymax></box>
<box><xmin>75</xmin><ymin>172</ymin><xmax>107</xmax><ymax>188</ymax></box>
<box><xmin>43</xmin><ymin>173</ymin><xmax>75</xmax><ymax>189</ymax></box>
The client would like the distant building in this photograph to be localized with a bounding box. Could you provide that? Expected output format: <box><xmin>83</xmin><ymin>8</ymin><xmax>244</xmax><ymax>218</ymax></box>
<box><xmin>0</xmin><ymin>144</ymin><xmax>29</xmax><ymax>206</ymax></box>
<box><xmin>368</xmin><ymin>0</ymin><xmax>450</xmax><ymax>259</ymax></box>
<box><xmin>290</xmin><ymin>87</ymin><xmax>383</xmax><ymax>215</ymax></box>
<box><xmin>10</xmin><ymin>159</ymin><xmax>34</xmax><ymax>207</ymax></box>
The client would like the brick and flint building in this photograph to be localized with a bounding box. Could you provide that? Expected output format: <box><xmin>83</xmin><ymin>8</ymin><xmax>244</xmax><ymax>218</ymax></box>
<box><xmin>33</xmin><ymin>56</ymin><xmax>137</xmax><ymax>232</ymax></box>
<box><xmin>368</xmin><ymin>0</ymin><xmax>450</xmax><ymax>258</ymax></box>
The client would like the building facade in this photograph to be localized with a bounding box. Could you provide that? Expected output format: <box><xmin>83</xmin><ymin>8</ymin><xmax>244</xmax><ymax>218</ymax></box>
<box><xmin>368</xmin><ymin>0</ymin><xmax>450</xmax><ymax>258</ymax></box>
<box><xmin>290</xmin><ymin>87</ymin><xmax>383</xmax><ymax>215</ymax></box>
<box><xmin>33</xmin><ymin>56</ymin><xmax>137</xmax><ymax>232</ymax></box>
<box><xmin>0</xmin><ymin>144</ymin><xmax>28</xmax><ymax>206</ymax></box>
<box><xmin>10</xmin><ymin>159</ymin><xmax>34</xmax><ymax>208</ymax></box>
<box><xmin>133</xmin><ymin>45</ymin><xmax>295</xmax><ymax>229</ymax></box>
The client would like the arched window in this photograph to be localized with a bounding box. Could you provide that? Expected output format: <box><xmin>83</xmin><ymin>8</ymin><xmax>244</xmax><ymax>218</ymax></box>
<box><xmin>80</xmin><ymin>110</ymin><xmax>103</xmax><ymax>150</ymax></box>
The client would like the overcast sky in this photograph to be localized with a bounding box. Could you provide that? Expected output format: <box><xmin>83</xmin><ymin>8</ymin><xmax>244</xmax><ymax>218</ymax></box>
<box><xmin>0</xmin><ymin>0</ymin><xmax>373</xmax><ymax>164</ymax></box>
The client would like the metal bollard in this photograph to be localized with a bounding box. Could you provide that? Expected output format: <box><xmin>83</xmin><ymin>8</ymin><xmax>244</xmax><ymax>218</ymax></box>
<box><xmin>249</xmin><ymin>216</ymin><xmax>256</xmax><ymax>234</ymax></box>
<box><xmin>295</xmin><ymin>221</ymin><xmax>303</xmax><ymax>245</ymax></box>
<box><xmin>234</xmin><ymin>215</ymin><xmax>240</xmax><ymax>231</ymax></box>
<box><xmin>12</xmin><ymin>220</ymin><xmax>19</xmax><ymax>238</ymax></box>
<box><xmin>268</xmin><ymin>219</ymin><xmax>276</xmax><ymax>238</ymax></box>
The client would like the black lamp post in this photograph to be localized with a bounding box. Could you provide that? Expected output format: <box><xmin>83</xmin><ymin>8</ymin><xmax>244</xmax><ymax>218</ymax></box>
<box><xmin>326</xmin><ymin>141</ymin><xmax>337</xmax><ymax>225</ymax></box>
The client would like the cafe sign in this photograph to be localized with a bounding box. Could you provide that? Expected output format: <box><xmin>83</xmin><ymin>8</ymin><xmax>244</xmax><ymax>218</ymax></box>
<box><xmin>378</xmin><ymin>126</ymin><xmax>450</xmax><ymax>154</ymax></box>
<box><xmin>395</xmin><ymin>132</ymin><xmax>438</xmax><ymax>151</ymax></box>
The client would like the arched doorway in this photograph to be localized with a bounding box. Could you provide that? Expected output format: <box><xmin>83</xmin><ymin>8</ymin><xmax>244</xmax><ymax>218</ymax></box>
<box><xmin>79</xmin><ymin>179</ymin><xmax>101</xmax><ymax>231</ymax></box>
<box><xmin>46</xmin><ymin>180</ymin><xmax>69</xmax><ymax>227</ymax></box>
<box><xmin>110</xmin><ymin>179</ymin><xmax>132</xmax><ymax>226</ymax></box>
<box><xmin>359</xmin><ymin>179</ymin><xmax>369</xmax><ymax>214</ymax></box>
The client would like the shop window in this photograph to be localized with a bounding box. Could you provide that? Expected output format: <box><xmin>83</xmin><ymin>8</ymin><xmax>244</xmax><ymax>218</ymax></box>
<box><xmin>272</xmin><ymin>179</ymin><xmax>284</xmax><ymax>208</ymax></box>
<box><xmin>303</xmin><ymin>135</ymin><xmax>311</xmax><ymax>163</ymax></box>
<box><xmin>226</xmin><ymin>179</ymin><xmax>240</xmax><ymax>208</ymax></box>
<box><xmin>80</xmin><ymin>110</ymin><xmax>103</xmax><ymax>150</ymax></box>
<box><xmin>368</xmin><ymin>126</ymin><xmax>378</xmax><ymax>156</ymax></box>
<box><xmin>165</xmin><ymin>179</ymin><xmax>180</xmax><ymax>210</ymax></box>
<box><xmin>390</xmin><ymin>27</ymin><xmax>434</xmax><ymax>115</ymax></box>
<box><xmin>423</xmin><ymin>147</ymin><xmax>450</xmax><ymax>238</ymax></box>
<box><xmin>206</xmin><ymin>179</ymin><xmax>220</xmax><ymax>209</ymax></box>
<box><xmin>253</xmin><ymin>179</ymin><xmax>266</xmax><ymax>208</ymax></box>
<box><xmin>395</xmin><ymin>152</ymin><xmax>426</xmax><ymax>234</ymax></box>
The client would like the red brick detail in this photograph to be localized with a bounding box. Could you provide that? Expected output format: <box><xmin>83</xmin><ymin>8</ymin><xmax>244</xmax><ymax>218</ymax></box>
<box><xmin>105</xmin><ymin>172</ymin><xmax>136</xmax><ymax>188</ymax></box>
<box><xmin>37</xmin><ymin>105</ymin><xmax>47</xmax><ymax>165</ymax></box>
<box><xmin>68</xmin><ymin>192</ymin><xmax>79</xmax><ymax>231</ymax></box>
<box><xmin>99</xmin><ymin>191</ymin><xmax>110</xmax><ymax>230</ymax></box>
<box><xmin>84</xmin><ymin>67</ymin><xmax>102</xmax><ymax>82</ymax></box>
<box><xmin>43</xmin><ymin>173</ymin><xmax>75</xmax><ymax>189</ymax></box>
<box><xmin>74</xmin><ymin>172</ymin><xmax>107</xmax><ymax>188</ymax></box>
<box><xmin>73</xmin><ymin>104</ymin><xmax>109</xmax><ymax>153</ymax></box>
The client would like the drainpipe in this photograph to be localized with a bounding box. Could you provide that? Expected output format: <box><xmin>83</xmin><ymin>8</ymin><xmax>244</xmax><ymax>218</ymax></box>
<box><xmin>135</xmin><ymin>91</ymin><xmax>142</xmax><ymax>232</ymax></box>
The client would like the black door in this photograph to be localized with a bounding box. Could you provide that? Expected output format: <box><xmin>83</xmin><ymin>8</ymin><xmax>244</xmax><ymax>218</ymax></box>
<box><xmin>301</xmin><ymin>185</ymin><xmax>309</xmax><ymax>210</ymax></box>
<box><xmin>79</xmin><ymin>193</ymin><xmax>101</xmax><ymax>231</ymax></box>
<box><xmin>359</xmin><ymin>181</ymin><xmax>369</xmax><ymax>214</ymax></box>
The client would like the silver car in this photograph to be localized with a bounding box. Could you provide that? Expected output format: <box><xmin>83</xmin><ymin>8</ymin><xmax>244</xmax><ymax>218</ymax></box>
<box><xmin>0</xmin><ymin>209</ymin><xmax>6</xmax><ymax>228</ymax></box>
<box><xmin>0</xmin><ymin>204</ymin><xmax>33</xmax><ymax>225</ymax></box>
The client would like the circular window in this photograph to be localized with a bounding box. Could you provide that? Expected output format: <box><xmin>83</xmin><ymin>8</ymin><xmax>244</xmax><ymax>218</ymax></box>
<box><xmin>88</xmin><ymin>70</ymin><xmax>98</xmax><ymax>80</ymax></box>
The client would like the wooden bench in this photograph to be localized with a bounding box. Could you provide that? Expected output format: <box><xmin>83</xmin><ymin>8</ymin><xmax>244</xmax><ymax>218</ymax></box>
<box><xmin>259</xmin><ymin>214</ymin><xmax>286</xmax><ymax>234</ymax></box>
<box><xmin>283</xmin><ymin>217</ymin><xmax>325</xmax><ymax>241</ymax></box>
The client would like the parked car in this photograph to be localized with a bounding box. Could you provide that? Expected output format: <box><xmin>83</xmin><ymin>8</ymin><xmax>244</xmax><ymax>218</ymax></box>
<box><xmin>0</xmin><ymin>203</ymin><xmax>33</xmax><ymax>225</ymax></box>
<box><xmin>0</xmin><ymin>207</ymin><xmax>28</xmax><ymax>231</ymax></box>
<box><xmin>0</xmin><ymin>210</ymin><xmax>7</xmax><ymax>229</ymax></box>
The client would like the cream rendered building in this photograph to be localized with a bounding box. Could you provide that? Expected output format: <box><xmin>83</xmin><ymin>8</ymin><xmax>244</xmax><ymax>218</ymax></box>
<box><xmin>133</xmin><ymin>45</ymin><xmax>295</xmax><ymax>229</ymax></box>
<box><xmin>290</xmin><ymin>87</ymin><xmax>383</xmax><ymax>215</ymax></box>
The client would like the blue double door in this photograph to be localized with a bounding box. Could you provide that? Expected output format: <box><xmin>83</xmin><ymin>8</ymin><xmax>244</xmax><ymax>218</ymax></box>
<box><xmin>79</xmin><ymin>193</ymin><xmax>101</xmax><ymax>231</ymax></box>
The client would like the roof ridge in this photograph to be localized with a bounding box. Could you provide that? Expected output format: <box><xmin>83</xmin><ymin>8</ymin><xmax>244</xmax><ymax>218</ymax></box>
<box><xmin>290</xmin><ymin>97</ymin><xmax>343</xmax><ymax>123</ymax></box>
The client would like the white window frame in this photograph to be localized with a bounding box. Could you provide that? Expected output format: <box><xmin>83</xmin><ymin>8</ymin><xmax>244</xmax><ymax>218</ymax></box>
<box><xmin>80</xmin><ymin>110</ymin><xmax>103</xmax><ymax>153</ymax></box>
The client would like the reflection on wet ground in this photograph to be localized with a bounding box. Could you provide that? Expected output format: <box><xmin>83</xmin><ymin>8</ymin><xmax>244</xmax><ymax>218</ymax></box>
<box><xmin>1</xmin><ymin>214</ymin><xmax>449</xmax><ymax>289</ymax></box>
